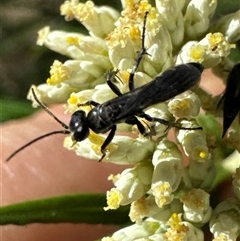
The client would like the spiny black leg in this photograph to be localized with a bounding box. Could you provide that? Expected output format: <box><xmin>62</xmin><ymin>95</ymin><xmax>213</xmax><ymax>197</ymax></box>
<box><xmin>138</xmin><ymin>112</ymin><xmax>202</xmax><ymax>130</ymax></box>
<box><xmin>125</xmin><ymin>116</ymin><xmax>148</xmax><ymax>135</ymax></box>
<box><xmin>106</xmin><ymin>70</ymin><xmax>123</xmax><ymax>96</ymax></box>
<box><xmin>99</xmin><ymin>125</ymin><xmax>117</xmax><ymax>162</ymax></box>
<box><xmin>78</xmin><ymin>100</ymin><xmax>100</xmax><ymax>108</ymax></box>
<box><xmin>129</xmin><ymin>11</ymin><xmax>149</xmax><ymax>91</ymax></box>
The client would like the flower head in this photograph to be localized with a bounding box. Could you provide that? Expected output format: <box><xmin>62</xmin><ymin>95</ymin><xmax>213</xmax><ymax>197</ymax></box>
<box><xmin>29</xmin><ymin>0</ymin><xmax>240</xmax><ymax>239</ymax></box>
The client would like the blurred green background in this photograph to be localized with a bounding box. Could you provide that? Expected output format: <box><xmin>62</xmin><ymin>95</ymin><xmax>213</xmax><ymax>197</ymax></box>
<box><xmin>0</xmin><ymin>0</ymin><xmax>122</xmax><ymax>122</ymax></box>
<box><xmin>1</xmin><ymin>0</ymin><xmax>239</xmax><ymax>122</ymax></box>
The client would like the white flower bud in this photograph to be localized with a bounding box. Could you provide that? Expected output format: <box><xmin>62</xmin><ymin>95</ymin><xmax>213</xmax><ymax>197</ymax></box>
<box><xmin>64</xmin><ymin>134</ymin><xmax>156</xmax><ymax>164</ymax></box>
<box><xmin>151</xmin><ymin>139</ymin><xmax>183</xmax><ymax>207</ymax></box>
<box><xmin>27</xmin><ymin>84</ymin><xmax>76</xmax><ymax>107</ymax></box>
<box><xmin>60</xmin><ymin>0</ymin><xmax>119</xmax><ymax>38</ymax></box>
<box><xmin>198</xmin><ymin>32</ymin><xmax>235</xmax><ymax>68</ymax></box>
<box><xmin>144</xmin><ymin>102</ymin><xmax>174</xmax><ymax>138</ymax></box>
<box><xmin>107</xmin><ymin>41</ymin><xmax>138</xmax><ymax>71</ymax></box>
<box><xmin>130</xmin><ymin>195</ymin><xmax>183</xmax><ymax>223</ymax></box>
<box><xmin>176</xmin><ymin>0</ymin><xmax>190</xmax><ymax>11</ymax></box>
<box><xmin>65</xmin><ymin>83</ymin><xmax>117</xmax><ymax>113</ymax></box>
<box><xmin>103</xmin><ymin>218</ymin><xmax>164</xmax><ymax>241</ymax></box>
<box><xmin>143</xmin><ymin>23</ymin><xmax>174</xmax><ymax>75</ymax></box>
<box><xmin>176</xmin><ymin>31</ymin><xmax>235</xmax><ymax>67</ymax></box>
<box><xmin>168</xmin><ymin>90</ymin><xmax>201</xmax><ymax>118</ymax></box>
<box><xmin>164</xmin><ymin>213</ymin><xmax>204</xmax><ymax>241</ymax></box>
<box><xmin>183</xmin><ymin>156</ymin><xmax>217</xmax><ymax>190</ymax></box>
<box><xmin>155</xmin><ymin>0</ymin><xmax>184</xmax><ymax>49</ymax></box>
<box><xmin>183</xmin><ymin>0</ymin><xmax>217</xmax><ymax>39</ymax></box>
<box><xmin>210</xmin><ymin>198</ymin><xmax>240</xmax><ymax>241</ymax></box>
<box><xmin>210</xmin><ymin>10</ymin><xmax>240</xmax><ymax>43</ymax></box>
<box><xmin>37</xmin><ymin>27</ymin><xmax>111</xmax><ymax>68</ymax></box>
<box><xmin>176</xmin><ymin>40</ymin><xmax>204</xmax><ymax>64</ymax></box>
<box><xmin>104</xmin><ymin>162</ymin><xmax>153</xmax><ymax>210</ymax></box>
<box><xmin>222</xmin><ymin>150</ymin><xmax>240</xmax><ymax>175</ymax></box>
<box><xmin>177</xmin><ymin>128</ymin><xmax>209</xmax><ymax>162</ymax></box>
<box><xmin>182</xmin><ymin>222</ymin><xmax>204</xmax><ymax>241</ymax></box>
<box><xmin>181</xmin><ymin>188</ymin><xmax>212</xmax><ymax>225</ymax></box>
<box><xmin>45</xmin><ymin>59</ymin><xmax>106</xmax><ymax>89</ymax></box>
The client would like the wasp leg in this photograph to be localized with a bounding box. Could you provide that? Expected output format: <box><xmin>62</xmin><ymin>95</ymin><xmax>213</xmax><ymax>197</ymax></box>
<box><xmin>138</xmin><ymin>112</ymin><xmax>202</xmax><ymax>130</ymax></box>
<box><xmin>78</xmin><ymin>100</ymin><xmax>100</xmax><ymax>108</ymax></box>
<box><xmin>125</xmin><ymin>116</ymin><xmax>148</xmax><ymax>135</ymax></box>
<box><xmin>99</xmin><ymin>125</ymin><xmax>117</xmax><ymax>162</ymax></box>
<box><xmin>106</xmin><ymin>70</ymin><xmax>123</xmax><ymax>96</ymax></box>
<box><xmin>128</xmin><ymin>12</ymin><xmax>149</xmax><ymax>91</ymax></box>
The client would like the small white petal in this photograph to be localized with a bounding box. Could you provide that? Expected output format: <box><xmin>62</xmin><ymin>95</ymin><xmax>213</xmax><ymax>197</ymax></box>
<box><xmin>60</xmin><ymin>1</ymin><xmax>119</xmax><ymax>38</ymax></box>
<box><xmin>155</xmin><ymin>0</ymin><xmax>184</xmax><ymax>49</ymax></box>
<box><xmin>210</xmin><ymin>199</ymin><xmax>240</xmax><ymax>241</ymax></box>
<box><xmin>151</xmin><ymin>139</ymin><xmax>183</xmax><ymax>207</ymax></box>
<box><xmin>183</xmin><ymin>0</ymin><xmax>217</xmax><ymax>39</ymax></box>
<box><xmin>47</xmin><ymin>59</ymin><xmax>107</xmax><ymax>89</ymax></box>
<box><xmin>65</xmin><ymin>135</ymin><xmax>156</xmax><ymax>164</ymax></box>
<box><xmin>106</xmin><ymin>218</ymin><xmax>164</xmax><ymax>241</ymax></box>
<box><xmin>27</xmin><ymin>84</ymin><xmax>76</xmax><ymax>106</ymax></box>
<box><xmin>168</xmin><ymin>90</ymin><xmax>201</xmax><ymax>118</ymax></box>
<box><xmin>177</xmin><ymin>128</ymin><xmax>209</xmax><ymax>162</ymax></box>
<box><xmin>107</xmin><ymin>162</ymin><xmax>153</xmax><ymax>207</ymax></box>
<box><xmin>181</xmin><ymin>188</ymin><xmax>212</xmax><ymax>225</ymax></box>
<box><xmin>210</xmin><ymin>10</ymin><xmax>240</xmax><ymax>43</ymax></box>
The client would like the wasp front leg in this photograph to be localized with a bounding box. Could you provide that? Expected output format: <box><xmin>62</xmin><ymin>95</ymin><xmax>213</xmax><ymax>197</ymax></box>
<box><xmin>99</xmin><ymin>125</ymin><xmax>117</xmax><ymax>162</ymax></box>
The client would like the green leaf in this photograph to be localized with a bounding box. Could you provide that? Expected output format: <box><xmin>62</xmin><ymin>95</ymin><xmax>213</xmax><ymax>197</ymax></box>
<box><xmin>215</xmin><ymin>0</ymin><xmax>240</xmax><ymax>17</ymax></box>
<box><xmin>0</xmin><ymin>97</ymin><xmax>36</xmax><ymax>122</ymax></box>
<box><xmin>0</xmin><ymin>193</ymin><xmax>130</xmax><ymax>225</ymax></box>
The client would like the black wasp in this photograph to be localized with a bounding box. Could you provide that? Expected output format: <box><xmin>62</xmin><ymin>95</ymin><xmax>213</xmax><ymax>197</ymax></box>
<box><xmin>6</xmin><ymin>12</ymin><xmax>204</xmax><ymax>162</ymax></box>
<box><xmin>218</xmin><ymin>63</ymin><xmax>240</xmax><ymax>137</ymax></box>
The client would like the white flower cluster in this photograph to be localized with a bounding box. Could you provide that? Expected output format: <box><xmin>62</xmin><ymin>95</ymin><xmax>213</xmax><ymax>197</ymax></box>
<box><xmin>28</xmin><ymin>0</ymin><xmax>240</xmax><ymax>240</ymax></box>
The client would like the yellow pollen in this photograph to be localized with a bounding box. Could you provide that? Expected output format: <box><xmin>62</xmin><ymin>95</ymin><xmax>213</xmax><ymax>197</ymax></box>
<box><xmin>199</xmin><ymin>151</ymin><xmax>208</xmax><ymax>159</ymax></box>
<box><xmin>60</xmin><ymin>1</ymin><xmax>75</xmax><ymax>21</ymax></box>
<box><xmin>209</xmin><ymin>33</ymin><xmax>223</xmax><ymax>46</ymax></box>
<box><xmin>118</xmin><ymin>70</ymin><xmax>130</xmax><ymax>84</ymax></box>
<box><xmin>47</xmin><ymin>60</ymin><xmax>71</xmax><ymax>85</ymax></box>
<box><xmin>167</xmin><ymin>213</ymin><xmax>189</xmax><ymax>233</ymax></box>
<box><xmin>124</xmin><ymin>0</ymin><xmax>135</xmax><ymax>8</ymax></box>
<box><xmin>161</xmin><ymin>182</ymin><xmax>170</xmax><ymax>191</ymax></box>
<box><xmin>37</xmin><ymin>26</ymin><xmax>50</xmax><ymax>46</ymax></box>
<box><xmin>68</xmin><ymin>95</ymin><xmax>78</xmax><ymax>105</ymax></box>
<box><xmin>88</xmin><ymin>131</ymin><xmax>118</xmax><ymax>157</ymax></box>
<box><xmin>104</xmin><ymin>188</ymin><xmax>123</xmax><ymax>210</ymax></box>
<box><xmin>138</xmin><ymin>0</ymin><xmax>151</xmax><ymax>13</ymax></box>
<box><xmin>126</xmin><ymin>25</ymin><xmax>141</xmax><ymax>39</ymax></box>
<box><xmin>106</xmin><ymin>28</ymin><xmax>126</xmax><ymax>49</ymax></box>
<box><xmin>189</xmin><ymin>45</ymin><xmax>205</xmax><ymax>61</ymax></box>
<box><xmin>66</xmin><ymin>36</ymin><xmax>79</xmax><ymax>45</ymax></box>
<box><xmin>88</xmin><ymin>131</ymin><xmax>105</xmax><ymax>146</ymax></box>
<box><xmin>75</xmin><ymin>1</ymin><xmax>95</xmax><ymax>22</ymax></box>
<box><xmin>173</xmin><ymin>99</ymin><xmax>191</xmax><ymax>112</ymax></box>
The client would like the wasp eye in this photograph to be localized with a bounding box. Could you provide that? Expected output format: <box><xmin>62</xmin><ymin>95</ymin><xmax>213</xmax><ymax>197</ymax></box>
<box><xmin>69</xmin><ymin>110</ymin><xmax>89</xmax><ymax>141</ymax></box>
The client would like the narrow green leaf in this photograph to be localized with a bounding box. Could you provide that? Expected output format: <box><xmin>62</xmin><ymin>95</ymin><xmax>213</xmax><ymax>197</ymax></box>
<box><xmin>0</xmin><ymin>193</ymin><xmax>130</xmax><ymax>225</ymax></box>
<box><xmin>0</xmin><ymin>97</ymin><xmax>36</xmax><ymax>122</ymax></box>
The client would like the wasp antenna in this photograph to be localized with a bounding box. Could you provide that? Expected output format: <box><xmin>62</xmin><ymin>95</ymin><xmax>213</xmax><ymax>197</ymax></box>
<box><xmin>6</xmin><ymin>130</ymin><xmax>70</xmax><ymax>162</ymax></box>
<box><xmin>31</xmin><ymin>88</ymin><xmax>69</xmax><ymax>130</ymax></box>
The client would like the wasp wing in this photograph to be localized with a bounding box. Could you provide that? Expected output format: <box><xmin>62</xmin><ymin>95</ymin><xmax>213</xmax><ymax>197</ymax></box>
<box><xmin>102</xmin><ymin>63</ymin><xmax>203</xmax><ymax>123</ymax></box>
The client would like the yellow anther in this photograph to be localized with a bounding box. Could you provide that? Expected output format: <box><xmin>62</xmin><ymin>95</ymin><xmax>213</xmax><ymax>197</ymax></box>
<box><xmin>66</xmin><ymin>36</ymin><xmax>80</xmax><ymax>45</ymax></box>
